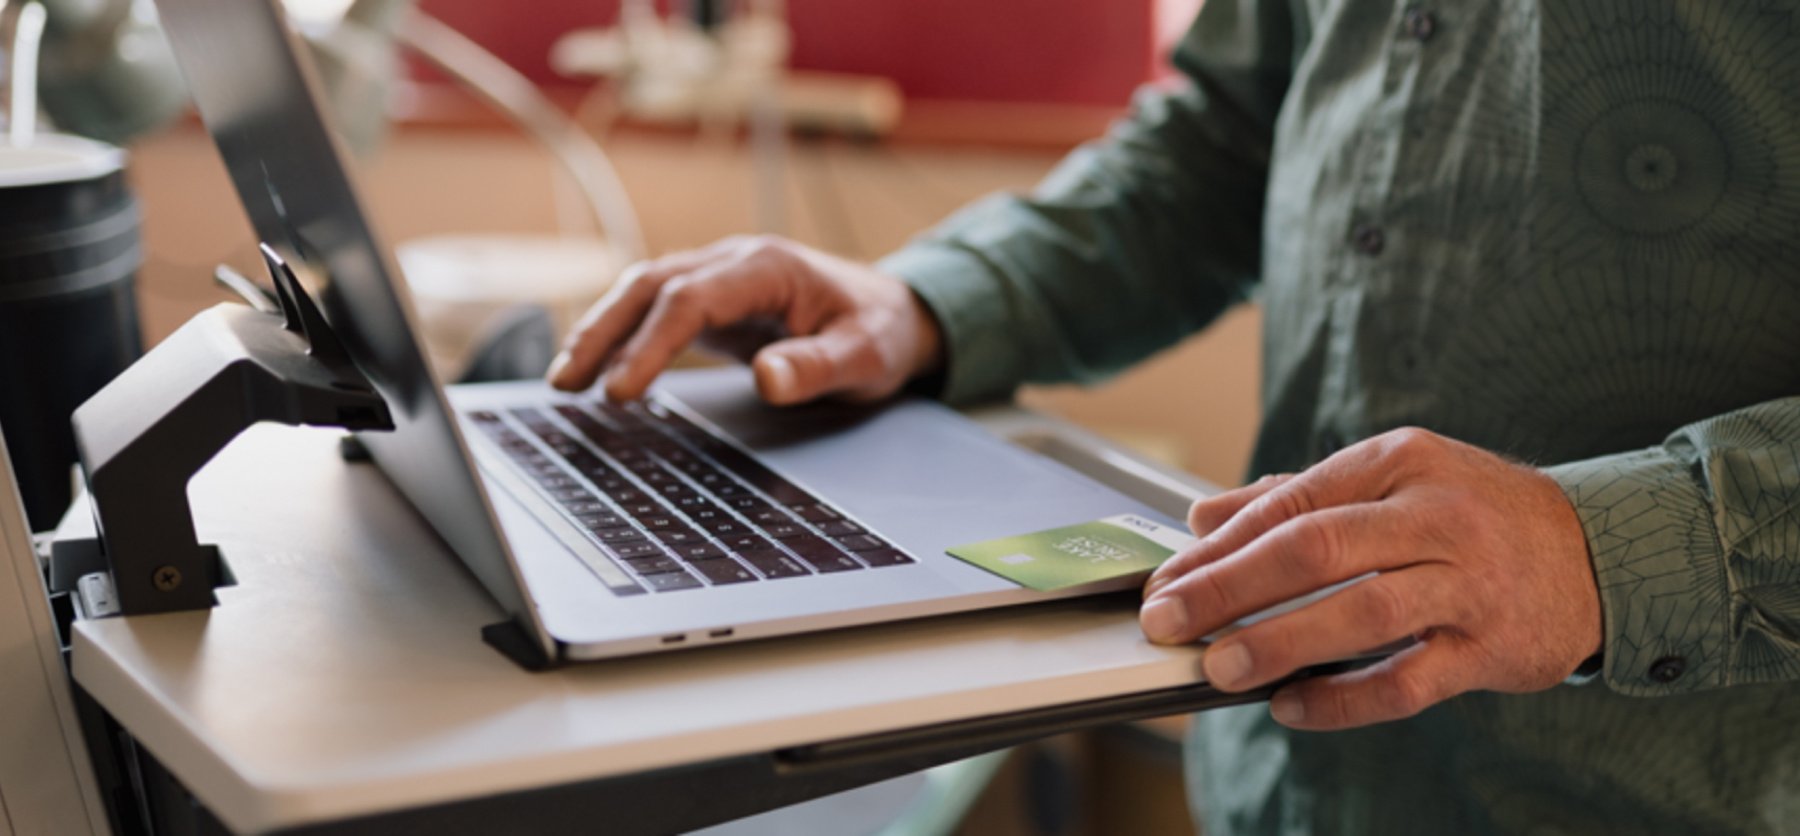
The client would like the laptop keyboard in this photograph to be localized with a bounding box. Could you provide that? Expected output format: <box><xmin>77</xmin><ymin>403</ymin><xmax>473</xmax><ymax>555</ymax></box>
<box><xmin>464</xmin><ymin>399</ymin><xmax>915</xmax><ymax>596</ymax></box>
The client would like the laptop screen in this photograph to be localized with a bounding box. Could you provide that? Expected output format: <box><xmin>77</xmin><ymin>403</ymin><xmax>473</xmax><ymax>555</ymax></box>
<box><xmin>151</xmin><ymin>0</ymin><xmax>544</xmax><ymax>645</ymax></box>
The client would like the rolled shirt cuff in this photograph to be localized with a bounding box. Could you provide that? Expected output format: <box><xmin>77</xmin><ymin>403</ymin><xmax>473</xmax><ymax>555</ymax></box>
<box><xmin>1544</xmin><ymin>446</ymin><xmax>1730</xmax><ymax>697</ymax></box>
<box><xmin>877</xmin><ymin>244</ymin><xmax>1030</xmax><ymax>407</ymax></box>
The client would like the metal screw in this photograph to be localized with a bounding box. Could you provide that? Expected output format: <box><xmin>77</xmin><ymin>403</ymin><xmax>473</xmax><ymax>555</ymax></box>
<box><xmin>152</xmin><ymin>565</ymin><xmax>183</xmax><ymax>592</ymax></box>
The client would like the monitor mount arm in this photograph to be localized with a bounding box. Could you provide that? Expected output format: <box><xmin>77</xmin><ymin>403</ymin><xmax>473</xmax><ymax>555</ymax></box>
<box><xmin>55</xmin><ymin>244</ymin><xmax>393</xmax><ymax>616</ymax></box>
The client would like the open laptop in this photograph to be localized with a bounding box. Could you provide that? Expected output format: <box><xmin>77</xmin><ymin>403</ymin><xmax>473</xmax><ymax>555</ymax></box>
<box><xmin>151</xmin><ymin>0</ymin><xmax>1188</xmax><ymax>665</ymax></box>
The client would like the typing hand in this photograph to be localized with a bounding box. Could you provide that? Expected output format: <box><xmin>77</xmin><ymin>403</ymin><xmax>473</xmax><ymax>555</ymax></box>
<box><xmin>548</xmin><ymin>236</ymin><xmax>943</xmax><ymax>405</ymax></box>
<box><xmin>1140</xmin><ymin>428</ymin><xmax>1602</xmax><ymax>730</ymax></box>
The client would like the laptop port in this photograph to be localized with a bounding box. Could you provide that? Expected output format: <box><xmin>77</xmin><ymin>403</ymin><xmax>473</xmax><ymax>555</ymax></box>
<box><xmin>708</xmin><ymin>628</ymin><xmax>735</xmax><ymax>639</ymax></box>
<box><xmin>660</xmin><ymin>634</ymin><xmax>686</xmax><ymax>645</ymax></box>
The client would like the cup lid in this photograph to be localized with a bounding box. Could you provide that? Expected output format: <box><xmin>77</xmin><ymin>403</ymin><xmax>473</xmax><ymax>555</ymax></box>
<box><xmin>0</xmin><ymin>134</ymin><xmax>125</xmax><ymax>188</ymax></box>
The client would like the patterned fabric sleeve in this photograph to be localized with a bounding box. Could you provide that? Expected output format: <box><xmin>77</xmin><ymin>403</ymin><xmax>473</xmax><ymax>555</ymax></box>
<box><xmin>877</xmin><ymin>0</ymin><xmax>1295</xmax><ymax>405</ymax></box>
<box><xmin>1545</xmin><ymin>397</ymin><xmax>1800</xmax><ymax>697</ymax></box>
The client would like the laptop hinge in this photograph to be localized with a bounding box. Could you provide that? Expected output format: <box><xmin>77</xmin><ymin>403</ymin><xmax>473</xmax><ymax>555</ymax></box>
<box><xmin>482</xmin><ymin>618</ymin><xmax>562</xmax><ymax>671</ymax></box>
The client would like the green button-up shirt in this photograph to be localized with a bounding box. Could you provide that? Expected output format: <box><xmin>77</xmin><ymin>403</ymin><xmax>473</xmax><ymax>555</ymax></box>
<box><xmin>879</xmin><ymin>1</ymin><xmax>1800</xmax><ymax>832</ymax></box>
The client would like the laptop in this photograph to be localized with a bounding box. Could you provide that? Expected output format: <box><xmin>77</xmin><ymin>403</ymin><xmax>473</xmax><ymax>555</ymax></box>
<box><xmin>151</xmin><ymin>0</ymin><xmax>1187</xmax><ymax>665</ymax></box>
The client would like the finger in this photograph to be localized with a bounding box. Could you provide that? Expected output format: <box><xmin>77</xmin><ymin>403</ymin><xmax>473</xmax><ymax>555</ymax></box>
<box><xmin>603</xmin><ymin>262</ymin><xmax>793</xmax><ymax>401</ymax></box>
<box><xmin>1200</xmin><ymin>566</ymin><xmax>1463</xmax><ymax>692</ymax></box>
<box><xmin>1267</xmin><ymin>635</ymin><xmax>1469</xmax><ymax>730</ymax></box>
<box><xmin>548</xmin><ymin>244</ymin><xmax>735</xmax><ymax>390</ymax></box>
<box><xmin>751</xmin><ymin>322</ymin><xmax>888</xmax><ymax>405</ymax></box>
<box><xmin>1140</xmin><ymin>503</ymin><xmax>1415</xmax><ymax>645</ymax></box>
<box><xmin>1189</xmin><ymin>473</ymin><xmax>1294</xmax><ymax>536</ymax></box>
<box><xmin>1145</xmin><ymin>474</ymin><xmax>1294</xmax><ymax>597</ymax></box>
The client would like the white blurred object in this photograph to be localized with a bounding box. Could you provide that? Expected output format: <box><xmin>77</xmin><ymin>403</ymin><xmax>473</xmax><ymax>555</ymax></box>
<box><xmin>551</xmin><ymin>2</ymin><xmax>900</xmax><ymax>137</ymax></box>
<box><xmin>0</xmin><ymin>0</ymin><xmax>47</xmax><ymax>145</ymax></box>
<box><xmin>398</xmin><ymin>235</ymin><xmax>626</xmax><ymax>377</ymax></box>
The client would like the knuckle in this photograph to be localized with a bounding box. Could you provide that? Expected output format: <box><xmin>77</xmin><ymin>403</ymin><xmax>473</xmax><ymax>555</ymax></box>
<box><xmin>745</xmin><ymin>234</ymin><xmax>794</xmax><ymax>261</ymax></box>
<box><xmin>1253</xmin><ymin>484</ymin><xmax>1312</xmax><ymax>529</ymax></box>
<box><xmin>1185</xmin><ymin>568</ymin><xmax>1236</xmax><ymax>616</ymax></box>
<box><xmin>1383</xmin><ymin>668</ymin><xmax>1435</xmax><ymax>718</ymax></box>
<box><xmin>847</xmin><ymin>335</ymin><xmax>890</xmax><ymax>377</ymax></box>
<box><xmin>1244</xmin><ymin>627</ymin><xmax>1293</xmax><ymax>676</ymax></box>
<box><xmin>1358</xmin><ymin>580</ymin><xmax>1412</xmax><ymax>638</ymax></box>
<box><xmin>1379</xmin><ymin>427</ymin><xmax>1437</xmax><ymax>460</ymax></box>
<box><xmin>1279</xmin><ymin>517</ymin><xmax>1342</xmax><ymax>580</ymax></box>
<box><xmin>659</xmin><ymin>278</ymin><xmax>707</xmax><ymax>315</ymax></box>
<box><xmin>1187</xmin><ymin>499</ymin><xmax>1215</xmax><ymax>533</ymax></box>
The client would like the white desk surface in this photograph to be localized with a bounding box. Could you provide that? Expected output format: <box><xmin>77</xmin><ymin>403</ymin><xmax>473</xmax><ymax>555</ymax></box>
<box><xmin>73</xmin><ymin>419</ymin><xmax>1215</xmax><ymax>834</ymax></box>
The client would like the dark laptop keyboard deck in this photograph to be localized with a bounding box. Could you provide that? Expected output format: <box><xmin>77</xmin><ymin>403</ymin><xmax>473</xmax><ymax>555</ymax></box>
<box><xmin>464</xmin><ymin>399</ymin><xmax>914</xmax><ymax>595</ymax></box>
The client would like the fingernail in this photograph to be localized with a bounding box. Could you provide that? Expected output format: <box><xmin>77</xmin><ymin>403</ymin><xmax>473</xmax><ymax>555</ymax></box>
<box><xmin>1270</xmin><ymin>691</ymin><xmax>1305</xmax><ymax>726</ymax></box>
<box><xmin>1143</xmin><ymin>575</ymin><xmax>1170</xmax><ymax>598</ymax></box>
<box><xmin>1204</xmin><ymin>642</ymin><xmax>1252</xmax><ymax>689</ymax></box>
<box><xmin>762</xmin><ymin>354</ymin><xmax>796</xmax><ymax>399</ymax></box>
<box><xmin>546</xmin><ymin>352</ymin><xmax>571</xmax><ymax>385</ymax></box>
<box><xmin>1140</xmin><ymin>597</ymin><xmax>1189</xmax><ymax>644</ymax></box>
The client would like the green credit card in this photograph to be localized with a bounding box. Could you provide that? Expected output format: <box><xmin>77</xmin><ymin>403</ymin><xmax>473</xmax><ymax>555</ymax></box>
<box><xmin>946</xmin><ymin>514</ymin><xmax>1196</xmax><ymax>591</ymax></box>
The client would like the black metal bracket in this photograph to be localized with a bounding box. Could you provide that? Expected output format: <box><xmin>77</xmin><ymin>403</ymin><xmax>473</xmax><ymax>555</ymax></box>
<box><xmin>62</xmin><ymin>243</ymin><xmax>393</xmax><ymax>616</ymax></box>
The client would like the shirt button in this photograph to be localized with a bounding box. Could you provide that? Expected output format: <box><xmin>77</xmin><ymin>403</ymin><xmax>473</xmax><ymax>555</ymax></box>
<box><xmin>1351</xmin><ymin>225</ymin><xmax>1386</xmax><ymax>256</ymax></box>
<box><xmin>1402</xmin><ymin>7</ymin><xmax>1437</xmax><ymax>42</ymax></box>
<box><xmin>1648</xmin><ymin>656</ymin><xmax>1686</xmax><ymax>684</ymax></box>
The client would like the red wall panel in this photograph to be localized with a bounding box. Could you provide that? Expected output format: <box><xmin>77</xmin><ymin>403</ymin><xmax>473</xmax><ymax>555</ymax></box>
<box><xmin>415</xmin><ymin>0</ymin><xmax>1158</xmax><ymax>106</ymax></box>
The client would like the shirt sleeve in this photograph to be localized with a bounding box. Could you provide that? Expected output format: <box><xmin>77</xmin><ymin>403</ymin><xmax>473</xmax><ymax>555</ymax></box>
<box><xmin>1544</xmin><ymin>397</ymin><xmax>1800</xmax><ymax>697</ymax></box>
<box><xmin>877</xmin><ymin>0</ymin><xmax>1298</xmax><ymax>405</ymax></box>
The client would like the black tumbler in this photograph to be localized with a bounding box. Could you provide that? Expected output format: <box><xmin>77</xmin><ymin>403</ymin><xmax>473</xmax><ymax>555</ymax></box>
<box><xmin>0</xmin><ymin>135</ymin><xmax>143</xmax><ymax>531</ymax></box>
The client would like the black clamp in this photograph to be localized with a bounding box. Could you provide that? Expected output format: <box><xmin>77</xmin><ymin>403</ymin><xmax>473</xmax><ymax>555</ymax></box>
<box><xmin>60</xmin><ymin>243</ymin><xmax>392</xmax><ymax>615</ymax></box>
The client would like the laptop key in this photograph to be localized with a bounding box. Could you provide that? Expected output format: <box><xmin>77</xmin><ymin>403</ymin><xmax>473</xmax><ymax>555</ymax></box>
<box><xmin>609</xmin><ymin>541</ymin><xmax>665</xmax><ymax>559</ymax></box>
<box><xmin>657</xmin><ymin>483</ymin><xmax>696</xmax><ymax>500</ymax></box>
<box><xmin>535</xmin><ymin>473</ymin><xmax>579</xmax><ymax>490</ymax></box>
<box><xmin>623</xmin><ymin>502</ymin><xmax>663</xmax><ymax>519</ymax></box>
<box><xmin>697</xmin><ymin>518</ymin><xmax>746</xmax><ymax>537</ymax></box>
<box><xmin>721</xmin><ymin>532</ymin><xmax>774</xmax><ymax>553</ymax></box>
<box><xmin>563</xmin><ymin>500</ymin><xmax>610</xmax><ymax>516</ymax></box>
<box><xmin>686</xmin><ymin>505</ymin><xmax>727</xmax><ymax>522</ymax></box>
<box><xmin>762</xmin><ymin>523</ymin><xmax>809</xmax><ymax>540</ymax></box>
<box><xmin>640</xmin><ymin>516</ymin><xmax>682</xmax><ymax>531</ymax></box>
<box><xmin>577</xmin><ymin>513</ymin><xmax>625</xmax><ymax>530</ymax></box>
<box><xmin>710</xmin><ymin>482</ymin><xmax>749</xmax><ymax>498</ymax></box>
<box><xmin>746</xmin><ymin>507</ymin><xmax>790</xmax><ymax>525</ymax></box>
<box><xmin>688</xmin><ymin>558</ymin><xmax>756</xmax><ymax>585</ymax></box>
<box><xmin>859</xmin><ymin>548</ymin><xmax>915</xmax><ymax>567</ymax></box>
<box><xmin>816</xmin><ymin>520</ymin><xmax>865</xmax><ymax>537</ymax></box>
<box><xmin>606</xmin><ymin>487</ymin><xmax>648</xmax><ymax>505</ymax></box>
<box><xmin>625</xmin><ymin>554</ymin><xmax>683</xmax><ymax>575</ymax></box>
<box><xmin>791</xmin><ymin>503</ymin><xmax>843</xmax><ymax>523</ymax></box>
<box><xmin>835</xmin><ymin>534</ymin><xmax>888</xmax><ymax>552</ymax></box>
<box><xmin>674</xmin><ymin>543</ymin><xmax>725</xmax><ymax>562</ymax></box>
<box><xmin>654</xmin><ymin>527</ymin><xmax>705</xmax><ymax>547</ymax></box>
<box><xmin>548</xmin><ymin>487</ymin><xmax>590</xmax><ymax>503</ymax></box>
<box><xmin>739</xmin><ymin>549</ymin><xmax>810</xmax><ymax>579</ymax></box>
<box><xmin>785</xmin><ymin>539</ymin><xmax>863</xmax><ymax>573</ymax></box>
<box><xmin>591</xmin><ymin>526</ymin><xmax>647</xmax><ymax>545</ymax></box>
<box><xmin>644</xmin><ymin>570</ymin><xmax>703</xmax><ymax>592</ymax></box>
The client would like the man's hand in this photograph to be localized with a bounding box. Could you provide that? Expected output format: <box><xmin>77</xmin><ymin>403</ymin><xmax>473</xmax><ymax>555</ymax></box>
<box><xmin>548</xmin><ymin>236</ymin><xmax>943</xmax><ymax>405</ymax></box>
<box><xmin>1140</xmin><ymin>428</ymin><xmax>1602</xmax><ymax>731</ymax></box>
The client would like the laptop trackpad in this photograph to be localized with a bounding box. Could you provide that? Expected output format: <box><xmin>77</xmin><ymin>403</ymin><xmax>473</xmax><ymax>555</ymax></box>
<box><xmin>658</xmin><ymin>368</ymin><xmax>1179</xmax><ymax>586</ymax></box>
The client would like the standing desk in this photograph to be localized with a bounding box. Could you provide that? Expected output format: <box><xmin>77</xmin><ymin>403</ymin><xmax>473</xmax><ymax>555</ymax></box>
<box><xmin>67</xmin><ymin>406</ymin><xmax>1258</xmax><ymax>835</ymax></box>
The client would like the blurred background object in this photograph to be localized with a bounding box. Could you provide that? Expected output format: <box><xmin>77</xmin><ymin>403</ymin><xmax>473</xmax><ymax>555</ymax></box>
<box><xmin>0</xmin><ymin>1</ymin><xmax>150</xmax><ymax>531</ymax></box>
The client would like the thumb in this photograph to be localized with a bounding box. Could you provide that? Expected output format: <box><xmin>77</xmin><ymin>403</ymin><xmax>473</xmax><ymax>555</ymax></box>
<box><xmin>751</xmin><ymin>325</ymin><xmax>879</xmax><ymax>405</ymax></box>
